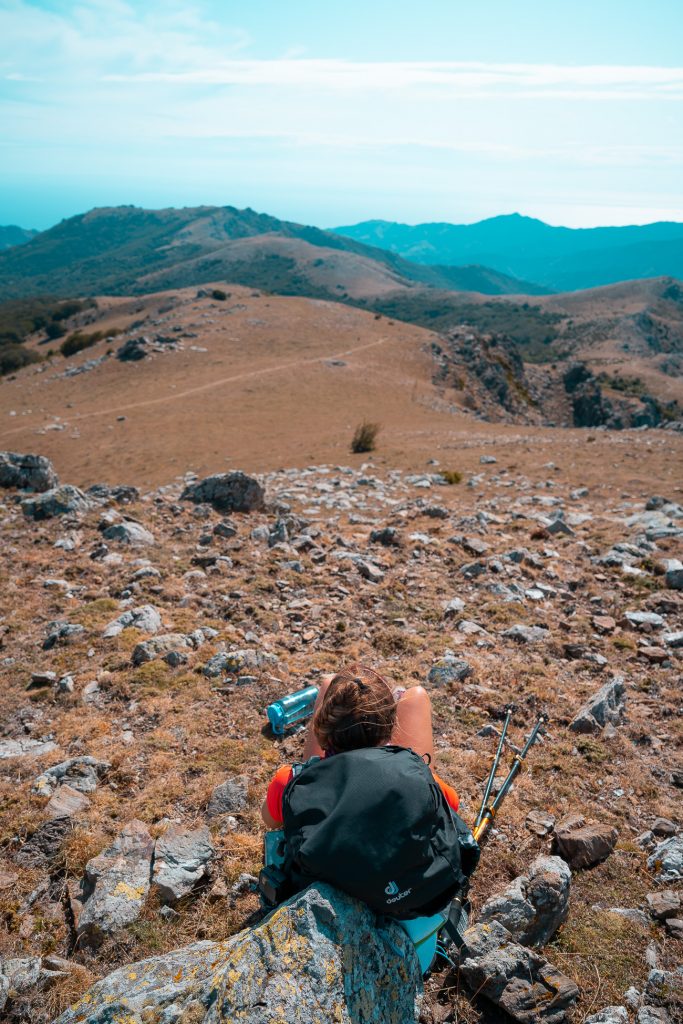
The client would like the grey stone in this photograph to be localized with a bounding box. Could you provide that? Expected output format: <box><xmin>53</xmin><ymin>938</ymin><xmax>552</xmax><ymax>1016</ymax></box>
<box><xmin>102</xmin><ymin>604</ymin><xmax>162</xmax><ymax>638</ymax></box>
<box><xmin>16</xmin><ymin>816</ymin><xmax>72</xmax><ymax>867</ymax></box>
<box><xmin>478</xmin><ymin>854</ymin><xmax>571</xmax><ymax>946</ymax></box>
<box><xmin>102</xmin><ymin>520</ymin><xmax>155</xmax><ymax>546</ymax></box>
<box><xmin>624</xmin><ymin>610</ymin><xmax>665</xmax><ymax>629</ymax></box>
<box><xmin>569</xmin><ymin>676</ymin><xmax>626</xmax><ymax>735</ymax></box>
<box><xmin>73</xmin><ymin>820</ymin><xmax>154</xmax><ymax>946</ymax></box>
<box><xmin>0</xmin><ymin>451</ymin><xmax>58</xmax><ymax>492</ymax></box>
<box><xmin>22</xmin><ymin>484</ymin><xmax>90</xmax><ymax>520</ymax></box>
<box><xmin>202</xmin><ymin>648</ymin><xmax>277</xmax><ymax>678</ymax></box>
<box><xmin>663</xmin><ymin>631</ymin><xmax>683</xmax><ymax>648</ymax></box>
<box><xmin>152</xmin><ymin>824</ymin><xmax>216</xmax><ymax>903</ymax></box>
<box><xmin>502</xmin><ymin>624</ymin><xmax>550</xmax><ymax>644</ymax></box>
<box><xmin>647</xmin><ymin>836</ymin><xmax>683</xmax><ymax>882</ymax></box>
<box><xmin>0</xmin><ymin>957</ymin><xmax>42</xmax><ymax>1004</ymax></box>
<box><xmin>181</xmin><ymin>471</ymin><xmax>265</xmax><ymax>513</ymax></box>
<box><xmin>43</xmin><ymin>620</ymin><xmax>85</xmax><ymax>650</ymax></box>
<box><xmin>644</xmin><ymin>967</ymin><xmax>683</xmax><ymax>1013</ymax></box>
<box><xmin>459</xmin><ymin>919</ymin><xmax>579</xmax><ymax>1023</ymax></box>
<box><xmin>461</xmin><ymin>560</ymin><xmax>487</xmax><ymax>579</ymax></box>
<box><xmin>117</xmin><ymin>337</ymin><xmax>148</xmax><ymax>361</ymax></box>
<box><xmin>584</xmin><ymin>1009</ymin><xmax>628</xmax><ymax>1024</ymax></box>
<box><xmin>0</xmin><ymin>737</ymin><xmax>58</xmax><ymax>760</ymax></box>
<box><xmin>646</xmin><ymin>890</ymin><xmax>681</xmax><ymax>920</ymax></box>
<box><xmin>213</xmin><ymin>520</ymin><xmax>237</xmax><ymax>539</ymax></box>
<box><xmin>53</xmin><ymin>884</ymin><xmax>422</xmax><ymax>1024</ymax></box>
<box><xmin>132</xmin><ymin>633</ymin><xmax>193</xmax><ymax>666</ymax></box>
<box><xmin>546</xmin><ymin>516</ymin><xmax>575</xmax><ymax>536</ymax></box>
<box><xmin>32</xmin><ymin>756</ymin><xmax>110</xmax><ymax>797</ymax></box>
<box><xmin>525</xmin><ymin>809</ymin><xmax>556</xmax><ymax>836</ymax></box>
<box><xmin>637</xmin><ymin>1009</ymin><xmax>670</xmax><ymax>1024</ymax></box>
<box><xmin>428</xmin><ymin>655</ymin><xmax>472</xmax><ymax>687</ymax></box>
<box><xmin>443</xmin><ymin>597</ymin><xmax>466</xmax><ymax>618</ymax></box>
<box><xmin>356</xmin><ymin>558</ymin><xmax>384</xmax><ymax>583</ymax></box>
<box><xmin>207</xmin><ymin>776</ymin><xmax>249</xmax><ymax>816</ymax></box>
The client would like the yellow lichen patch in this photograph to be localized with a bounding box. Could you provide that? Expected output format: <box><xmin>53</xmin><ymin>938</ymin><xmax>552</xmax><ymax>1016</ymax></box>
<box><xmin>112</xmin><ymin>880</ymin><xmax>147</xmax><ymax>900</ymax></box>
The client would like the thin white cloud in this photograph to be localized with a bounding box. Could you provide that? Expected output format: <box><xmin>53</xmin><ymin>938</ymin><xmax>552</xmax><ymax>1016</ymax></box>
<box><xmin>103</xmin><ymin>59</ymin><xmax>683</xmax><ymax>100</ymax></box>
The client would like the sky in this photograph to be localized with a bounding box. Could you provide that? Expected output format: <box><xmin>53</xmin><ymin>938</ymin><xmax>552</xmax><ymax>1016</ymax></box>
<box><xmin>1</xmin><ymin>0</ymin><xmax>682</xmax><ymax>231</ymax></box>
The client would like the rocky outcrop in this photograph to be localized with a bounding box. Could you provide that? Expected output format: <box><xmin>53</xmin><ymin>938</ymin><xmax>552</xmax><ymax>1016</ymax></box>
<box><xmin>21</xmin><ymin>484</ymin><xmax>90</xmax><ymax>520</ymax></box>
<box><xmin>152</xmin><ymin>824</ymin><xmax>215</xmax><ymax>904</ymax></box>
<box><xmin>569</xmin><ymin>676</ymin><xmax>626</xmax><ymax>734</ymax></box>
<box><xmin>53</xmin><ymin>884</ymin><xmax>422</xmax><ymax>1024</ymax></box>
<box><xmin>181</xmin><ymin>471</ymin><xmax>265</xmax><ymax>513</ymax></box>
<box><xmin>459</xmin><ymin>919</ymin><xmax>579</xmax><ymax>1024</ymax></box>
<box><xmin>477</xmin><ymin>854</ymin><xmax>571</xmax><ymax>946</ymax></box>
<box><xmin>102</xmin><ymin>604</ymin><xmax>162</xmax><ymax>638</ymax></box>
<box><xmin>0</xmin><ymin>451</ymin><xmax>58</xmax><ymax>492</ymax></box>
<box><xmin>101</xmin><ymin>520</ymin><xmax>155</xmax><ymax>546</ymax></box>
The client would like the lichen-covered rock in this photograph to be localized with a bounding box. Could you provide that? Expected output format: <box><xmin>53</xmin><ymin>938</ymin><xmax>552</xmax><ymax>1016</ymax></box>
<box><xmin>0</xmin><ymin>451</ymin><xmax>58</xmax><ymax>492</ymax></box>
<box><xmin>569</xmin><ymin>676</ymin><xmax>626</xmax><ymax>734</ymax></box>
<box><xmin>459</xmin><ymin>919</ymin><xmax>579</xmax><ymax>1023</ymax></box>
<box><xmin>584</xmin><ymin>1009</ymin><xmax>628</xmax><ymax>1024</ymax></box>
<box><xmin>72</xmin><ymin>820</ymin><xmax>154</xmax><ymax>947</ymax></box>
<box><xmin>32</xmin><ymin>756</ymin><xmax>110</xmax><ymax>797</ymax></box>
<box><xmin>152</xmin><ymin>824</ymin><xmax>215</xmax><ymax>903</ymax></box>
<box><xmin>181</xmin><ymin>471</ymin><xmax>265</xmax><ymax>513</ymax></box>
<box><xmin>202</xmin><ymin>647</ymin><xmax>278</xmax><ymax>678</ymax></box>
<box><xmin>207</xmin><ymin>776</ymin><xmax>249</xmax><ymax>816</ymax></box>
<box><xmin>22</xmin><ymin>484</ymin><xmax>90</xmax><ymax>520</ymax></box>
<box><xmin>427</xmin><ymin>654</ymin><xmax>472</xmax><ymax>687</ymax></box>
<box><xmin>0</xmin><ymin>737</ymin><xmax>58</xmax><ymax>760</ymax></box>
<box><xmin>647</xmin><ymin>836</ymin><xmax>683</xmax><ymax>882</ymax></box>
<box><xmin>53</xmin><ymin>883</ymin><xmax>422</xmax><ymax>1024</ymax></box>
<box><xmin>477</xmin><ymin>854</ymin><xmax>571</xmax><ymax>946</ymax></box>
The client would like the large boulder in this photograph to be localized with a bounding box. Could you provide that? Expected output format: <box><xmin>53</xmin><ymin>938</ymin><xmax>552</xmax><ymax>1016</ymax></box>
<box><xmin>71</xmin><ymin>820</ymin><xmax>154</xmax><ymax>947</ymax></box>
<box><xmin>459</xmin><ymin>919</ymin><xmax>579</xmax><ymax>1024</ymax></box>
<box><xmin>569</xmin><ymin>676</ymin><xmax>626</xmax><ymax>734</ymax></box>
<box><xmin>53</xmin><ymin>883</ymin><xmax>422</xmax><ymax>1024</ymax></box>
<box><xmin>181</xmin><ymin>471</ymin><xmax>265</xmax><ymax>513</ymax></box>
<box><xmin>21</xmin><ymin>484</ymin><xmax>90</xmax><ymax>520</ymax></box>
<box><xmin>0</xmin><ymin>451</ymin><xmax>58</xmax><ymax>492</ymax></box>
<box><xmin>477</xmin><ymin>854</ymin><xmax>571</xmax><ymax>946</ymax></box>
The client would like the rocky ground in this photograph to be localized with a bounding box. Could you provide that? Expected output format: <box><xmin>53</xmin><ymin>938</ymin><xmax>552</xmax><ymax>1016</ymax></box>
<box><xmin>0</xmin><ymin>448</ymin><xmax>681</xmax><ymax>1023</ymax></box>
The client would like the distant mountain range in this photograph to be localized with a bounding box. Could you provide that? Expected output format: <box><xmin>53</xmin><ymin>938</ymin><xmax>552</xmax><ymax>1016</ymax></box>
<box><xmin>333</xmin><ymin>214</ymin><xmax>683</xmax><ymax>292</ymax></box>
<box><xmin>0</xmin><ymin>225</ymin><xmax>38</xmax><ymax>251</ymax></box>
<box><xmin>0</xmin><ymin>206</ymin><xmax>545</xmax><ymax>301</ymax></box>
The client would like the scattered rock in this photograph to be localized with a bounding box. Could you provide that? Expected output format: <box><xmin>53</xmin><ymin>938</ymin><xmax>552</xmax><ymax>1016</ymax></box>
<box><xmin>569</xmin><ymin>676</ymin><xmax>626</xmax><ymax>735</ymax></box>
<box><xmin>459</xmin><ymin>919</ymin><xmax>579</xmax><ymax>1023</ymax></box>
<box><xmin>592</xmin><ymin>614</ymin><xmax>616</xmax><ymax>634</ymax></box>
<box><xmin>525</xmin><ymin>809</ymin><xmax>556</xmax><ymax>837</ymax></box>
<box><xmin>477</xmin><ymin>854</ymin><xmax>571</xmax><ymax>946</ymax></box>
<box><xmin>0</xmin><ymin>451</ymin><xmax>58</xmax><ymax>492</ymax></box>
<box><xmin>646</xmin><ymin>890</ymin><xmax>681</xmax><ymax>921</ymax></box>
<box><xmin>102</xmin><ymin>520</ymin><xmax>155</xmax><ymax>546</ymax></box>
<box><xmin>42</xmin><ymin>621</ymin><xmax>85</xmax><ymax>650</ymax></box>
<box><xmin>637</xmin><ymin>1009</ymin><xmax>671</xmax><ymax>1024</ymax></box>
<box><xmin>46</xmin><ymin>783</ymin><xmax>91</xmax><ymax>819</ymax></box>
<box><xmin>22</xmin><ymin>484</ymin><xmax>90</xmax><ymax>520</ymax></box>
<box><xmin>553</xmin><ymin>814</ymin><xmax>618</xmax><ymax>868</ymax></box>
<box><xmin>207</xmin><ymin>776</ymin><xmax>249</xmax><ymax>816</ymax></box>
<box><xmin>16</xmin><ymin>817</ymin><xmax>73</xmax><ymax>867</ymax></box>
<box><xmin>651</xmin><ymin>817</ymin><xmax>677</xmax><ymax>837</ymax></box>
<box><xmin>181</xmin><ymin>471</ymin><xmax>265</xmax><ymax>513</ymax></box>
<box><xmin>502</xmin><ymin>624</ymin><xmax>550</xmax><ymax>644</ymax></box>
<box><xmin>443</xmin><ymin>597</ymin><xmax>466</xmax><ymax>618</ymax></box>
<box><xmin>73</xmin><ymin>820</ymin><xmax>154</xmax><ymax>946</ymax></box>
<box><xmin>584</xmin><ymin>1009</ymin><xmax>628</xmax><ymax>1024</ymax></box>
<box><xmin>624</xmin><ymin>610</ymin><xmax>665</xmax><ymax>630</ymax></box>
<box><xmin>427</xmin><ymin>654</ymin><xmax>472</xmax><ymax>687</ymax></box>
<box><xmin>32</xmin><ymin>756</ymin><xmax>110</xmax><ymax>797</ymax></box>
<box><xmin>647</xmin><ymin>836</ymin><xmax>683</xmax><ymax>882</ymax></box>
<box><xmin>102</xmin><ymin>604</ymin><xmax>162</xmax><ymax>637</ymax></box>
<box><xmin>152</xmin><ymin>824</ymin><xmax>216</xmax><ymax>903</ymax></box>
<box><xmin>202</xmin><ymin>647</ymin><xmax>277</xmax><ymax>677</ymax></box>
<box><xmin>356</xmin><ymin>558</ymin><xmax>384</xmax><ymax>583</ymax></box>
<box><xmin>0</xmin><ymin>737</ymin><xmax>58</xmax><ymax>760</ymax></box>
<box><xmin>53</xmin><ymin>884</ymin><xmax>421</xmax><ymax>1024</ymax></box>
<box><xmin>131</xmin><ymin>632</ymin><xmax>193</xmax><ymax>666</ymax></box>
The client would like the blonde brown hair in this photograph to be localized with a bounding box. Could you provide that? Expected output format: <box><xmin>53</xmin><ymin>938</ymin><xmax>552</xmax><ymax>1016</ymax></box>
<box><xmin>314</xmin><ymin>663</ymin><xmax>396</xmax><ymax>754</ymax></box>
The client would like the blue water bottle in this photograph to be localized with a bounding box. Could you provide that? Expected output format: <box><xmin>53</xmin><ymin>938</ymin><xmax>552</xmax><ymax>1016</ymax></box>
<box><xmin>266</xmin><ymin>685</ymin><xmax>319</xmax><ymax>735</ymax></box>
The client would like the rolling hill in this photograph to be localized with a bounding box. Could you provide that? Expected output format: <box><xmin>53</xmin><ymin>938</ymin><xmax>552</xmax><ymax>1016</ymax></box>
<box><xmin>333</xmin><ymin>213</ymin><xmax>683</xmax><ymax>292</ymax></box>
<box><xmin>0</xmin><ymin>224</ymin><xmax>38</xmax><ymax>251</ymax></box>
<box><xmin>0</xmin><ymin>205</ymin><xmax>545</xmax><ymax>301</ymax></box>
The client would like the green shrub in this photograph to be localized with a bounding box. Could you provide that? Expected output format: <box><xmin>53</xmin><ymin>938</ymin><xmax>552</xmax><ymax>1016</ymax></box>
<box><xmin>441</xmin><ymin>470</ymin><xmax>462</xmax><ymax>484</ymax></box>
<box><xmin>351</xmin><ymin>421</ymin><xmax>380</xmax><ymax>453</ymax></box>
<box><xmin>45</xmin><ymin>321</ymin><xmax>66</xmax><ymax>340</ymax></box>
<box><xmin>0</xmin><ymin>344</ymin><xmax>40</xmax><ymax>375</ymax></box>
<box><xmin>60</xmin><ymin>327</ymin><xmax>120</xmax><ymax>357</ymax></box>
<box><xmin>211</xmin><ymin>289</ymin><xmax>228</xmax><ymax>301</ymax></box>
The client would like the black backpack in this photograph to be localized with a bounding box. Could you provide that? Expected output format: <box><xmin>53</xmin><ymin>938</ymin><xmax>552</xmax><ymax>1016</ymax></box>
<box><xmin>280</xmin><ymin>745</ymin><xmax>479</xmax><ymax>919</ymax></box>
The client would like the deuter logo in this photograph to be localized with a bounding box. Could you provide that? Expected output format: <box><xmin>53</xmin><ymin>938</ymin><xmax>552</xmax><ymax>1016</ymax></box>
<box><xmin>384</xmin><ymin>880</ymin><xmax>412</xmax><ymax>904</ymax></box>
<box><xmin>384</xmin><ymin>881</ymin><xmax>399</xmax><ymax>896</ymax></box>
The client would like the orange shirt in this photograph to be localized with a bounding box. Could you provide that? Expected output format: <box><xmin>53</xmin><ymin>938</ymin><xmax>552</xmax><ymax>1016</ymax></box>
<box><xmin>266</xmin><ymin>760</ymin><xmax>459</xmax><ymax>827</ymax></box>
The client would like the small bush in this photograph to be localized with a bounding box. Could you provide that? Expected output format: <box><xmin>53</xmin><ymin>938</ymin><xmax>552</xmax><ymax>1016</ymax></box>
<box><xmin>0</xmin><ymin>344</ymin><xmax>40</xmax><ymax>375</ymax></box>
<box><xmin>211</xmin><ymin>289</ymin><xmax>228</xmax><ymax>301</ymax></box>
<box><xmin>351</xmin><ymin>421</ymin><xmax>380</xmax><ymax>454</ymax></box>
<box><xmin>45</xmin><ymin>321</ymin><xmax>66</xmax><ymax>340</ymax></box>
<box><xmin>60</xmin><ymin>328</ymin><xmax>120</xmax><ymax>357</ymax></box>
<box><xmin>441</xmin><ymin>470</ymin><xmax>462</xmax><ymax>485</ymax></box>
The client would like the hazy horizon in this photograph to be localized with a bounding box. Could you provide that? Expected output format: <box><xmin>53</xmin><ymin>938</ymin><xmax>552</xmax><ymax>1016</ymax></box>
<box><xmin>1</xmin><ymin>0</ymin><xmax>682</xmax><ymax>232</ymax></box>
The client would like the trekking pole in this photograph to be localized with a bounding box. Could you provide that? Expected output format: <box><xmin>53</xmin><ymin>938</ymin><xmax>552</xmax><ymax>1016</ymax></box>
<box><xmin>474</xmin><ymin>704</ymin><xmax>514</xmax><ymax>829</ymax></box>
<box><xmin>473</xmin><ymin>713</ymin><xmax>548</xmax><ymax>846</ymax></box>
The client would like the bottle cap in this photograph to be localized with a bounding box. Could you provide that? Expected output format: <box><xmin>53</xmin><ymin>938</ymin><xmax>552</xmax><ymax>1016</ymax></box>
<box><xmin>267</xmin><ymin>702</ymin><xmax>286</xmax><ymax>735</ymax></box>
